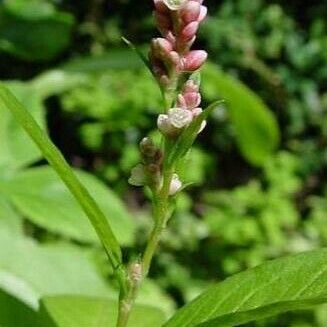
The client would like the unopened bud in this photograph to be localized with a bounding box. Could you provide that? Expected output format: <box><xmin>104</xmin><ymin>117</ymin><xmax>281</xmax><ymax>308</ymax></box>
<box><xmin>157</xmin><ymin>114</ymin><xmax>178</xmax><ymax>137</ymax></box>
<box><xmin>169</xmin><ymin>174</ymin><xmax>182</xmax><ymax>195</ymax></box>
<box><xmin>197</xmin><ymin>5</ymin><xmax>208</xmax><ymax>22</ymax></box>
<box><xmin>181</xmin><ymin>92</ymin><xmax>201</xmax><ymax>109</ymax></box>
<box><xmin>198</xmin><ymin>120</ymin><xmax>207</xmax><ymax>134</ymax></box>
<box><xmin>128</xmin><ymin>164</ymin><xmax>146</xmax><ymax>186</ymax></box>
<box><xmin>140</xmin><ymin>137</ymin><xmax>157</xmax><ymax>157</ymax></box>
<box><xmin>182</xmin><ymin>50</ymin><xmax>207</xmax><ymax>71</ymax></box>
<box><xmin>152</xmin><ymin>38</ymin><xmax>173</xmax><ymax>57</ymax></box>
<box><xmin>181</xmin><ymin>21</ymin><xmax>199</xmax><ymax>42</ymax></box>
<box><xmin>163</xmin><ymin>0</ymin><xmax>187</xmax><ymax>10</ymax></box>
<box><xmin>180</xmin><ymin>1</ymin><xmax>201</xmax><ymax>24</ymax></box>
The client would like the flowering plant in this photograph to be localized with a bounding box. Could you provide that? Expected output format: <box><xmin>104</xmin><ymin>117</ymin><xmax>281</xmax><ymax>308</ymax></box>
<box><xmin>0</xmin><ymin>0</ymin><xmax>326</xmax><ymax>326</ymax></box>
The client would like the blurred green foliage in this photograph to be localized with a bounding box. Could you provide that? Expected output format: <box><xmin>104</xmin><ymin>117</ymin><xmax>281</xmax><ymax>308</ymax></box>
<box><xmin>0</xmin><ymin>0</ymin><xmax>326</xmax><ymax>326</ymax></box>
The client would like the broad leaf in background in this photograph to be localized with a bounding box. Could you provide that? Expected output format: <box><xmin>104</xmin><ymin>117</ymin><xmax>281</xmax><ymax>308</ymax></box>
<box><xmin>0</xmin><ymin>82</ymin><xmax>45</xmax><ymax>169</ymax></box>
<box><xmin>0</xmin><ymin>229</ymin><xmax>114</xmax><ymax>311</ymax></box>
<box><xmin>40</xmin><ymin>296</ymin><xmax>166</xmax><ymax>327</ymax></box>
<box><xmin>0</xmin><ymin>290</ymin><xmax>40</xmax><ymax>327</ymax></box>
<box><xmin>0</xmin><ymin>197</ymin><xmax>22</xmax><ymax>235</ymax></box>
<box><xmin>0</xmin><ymin>71</ymin><xmax>88</xmax><ymax>170</ymax></box>
<box><xmin>164</xmin><ymin>249</ymin><xmax>327</xmax><ymax>327</ymax></box>
<box><xmin>0</xmin><ymin>166</ymin><xmax>135</xmax><ymax>245</ymax></box>
<box><xmin>202</xmin><ymin>63</ymin><xmax>280</xmax><ymax>166</ymax></box>
<box><xmin>0</xmin><ymin>0</ymin><xmax>74</xmax><ymax>61</ymax></box>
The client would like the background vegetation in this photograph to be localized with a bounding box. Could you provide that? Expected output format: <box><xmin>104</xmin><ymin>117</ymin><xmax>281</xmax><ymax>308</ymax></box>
<box><xmin>0</xmin><ymin>0</ymin><xmax>326</xmax><ymax>326</ymax></box>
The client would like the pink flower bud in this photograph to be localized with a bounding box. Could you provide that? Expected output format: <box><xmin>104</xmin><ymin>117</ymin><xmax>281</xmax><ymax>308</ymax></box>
<box><xmin>182</xmin><ymin>50</ymin><xmax>207</xmax><ymax>71</ymax></box>
<box><xmin>184</xmin><ymin>79</ymin><xmax>200</xmax><ymax>93</ymax></box>
<box><xmin>180</xmin><ymin>1</ymin><xmax>201</xmax><ymax>23</ymax></box>
<box><xmin>181</xmin><ymin>21</ymin><xmax>199</xmax><ymax>42</ymax></box>
<box><xmin>182</xmin><ymin>92</ymin><xmax>201</xmax><ymax>109</ymax></box>
<box><xmin>152</xmin><ymin>38</ymin><xmax>173</xmax><ymax>56</ymax></box>
<box><xmin>169</xmin><ymin>174</ymin><xmax>182</xmax><ymax>195</ymax></box>
<box><xmin>177</xmin><ymin>94</ymin><xmax>187</xmax><ymax>108</ymax></box>
<box><xmin>168</xmin><ymin>51</ymin><xmax>181</xmax><ymax>66</ymax></box>
<box><xmin>197</xmin><ymin>5</ymin><xmax>207</xmax><ymax>22</ymax></box>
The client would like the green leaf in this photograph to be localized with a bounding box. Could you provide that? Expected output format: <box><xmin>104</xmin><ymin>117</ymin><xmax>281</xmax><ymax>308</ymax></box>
<box><xmin>0</xmin><ymin>166</ymin><xmax>135</xmax><ymax>245</ymax></box>
<box><xmin>0</xmin><ymin>84</ymin><xmax>123</xmax><ymax>275</ymax></box>
<box><xmin>0</xmin><ymin>230</ymin><xmax>114</xmax><ymax>310</ymax></box>
<box><xmin>0</xmin><ymin>290</ymin><xmax>40</xmax><ymax>327</ymax></box>
<box><xmin>62</xmin><ymin>49</ymin><xmax>143</xmax><ymax>73</ymax></box>
<box><xmin>0</xmin><ymin>0</ymin><xmax>74</xmax><ymax>61</ymax></box>
<box><xmin>164</xmin><ymin>249</ymin><xmax>327</xmax><ymax>327</ymax></box>
<box><xmin>0</xmin><ymin>82</ymin><xmax>45</xmax><ymax>169</ymax></box>
<box><xmin>39</xmin><ymin>295</ymin><xmax>167</xmax><ymax>327</ymax></box>
<box><xmin>0</xmin><ymin>197</ymin><xmax>22</xmax><ymax>235</ymax></box>
<box><xmin>202</xmin><ymin>63</ymin><xmax>280</xmax><ymax>166</ymax></box>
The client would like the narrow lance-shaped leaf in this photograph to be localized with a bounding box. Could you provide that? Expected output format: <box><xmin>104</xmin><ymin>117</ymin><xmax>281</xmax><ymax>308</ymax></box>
<box><xmin>0</xmin><ymin>84</ymin><xmax>124</xmax><ymax>276</ymax></box>
<box><xmin>164</xmin><ymin>249</ymin><xmax>327</xmax><ymax>327</ymax></box>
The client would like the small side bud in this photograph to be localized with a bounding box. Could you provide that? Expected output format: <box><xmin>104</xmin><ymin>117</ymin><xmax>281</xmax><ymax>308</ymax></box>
<box><xmin>163</xmin><ymin>0</ymin><xmax>188</xmax><ymax>10</ymax></box>
<box><xmin>169</xmin><ymin>174</ymin><xmax>182</xmax><ymax>195</ymax></box>
<box><xmin>140</xmin><ymin>137</ymin><xmax>157</xmax><ymax>158</ymax></box>
<box><xmin>128</xmin><ymin>262</ymin><xmax>142</xmax><ymax>285</ymax></box>
<box><xmin>129</xmin><ymin>164</ymin><xmax>146</xmax><ymax>186</ymax></box>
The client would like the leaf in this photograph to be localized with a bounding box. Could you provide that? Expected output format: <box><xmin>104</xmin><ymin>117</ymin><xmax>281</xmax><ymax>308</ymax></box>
<box><xmin>63</xmin><ymin>49</ymin><xmax>144</xmax><ymax>73</ymax></box>
<box><xmin>39</xmin><ymin>295</ymin><xmax>167</xmax><ymax>327</ymax></box>
<box><xmin>0</xmin><ymin>230</ymin><xmax>114</xmax><ymax>311</ymax></box>
<box><xmin>0</xmin><ymin>82</ymin><xmax>45</xmax><ymax>169</ymax></box>
<box><xmin>0</xmin><ymin>197</ymin><xmax>22</xmax><ymax>235</ymax></box>
<box><xmin>0</xmin><ymin>0</ymin><xmax>75</xmax><ymax>61</ymax></box>
<box><xmin>0</xmin><ymin>84</ymin><xmax>123</xmax><ymax>276</ymax></box>
<box><xmin>164</xmin><ymin>249</ymin><xmax>327</xmax><ymax>327</ymax></box>
<box><xmin>202</xmin><ymin>63</ymin><xmax>280</xmax><ymax>166</ymax></box>
<box><xmin>0</xmin><ymin>166</ymin><xmax>135</xmax><ymax>245</ymax></box>
<box><xmin>0</xmin><ymin>290</ymin><xmax>40</xmax><ymax>327</ymax></box>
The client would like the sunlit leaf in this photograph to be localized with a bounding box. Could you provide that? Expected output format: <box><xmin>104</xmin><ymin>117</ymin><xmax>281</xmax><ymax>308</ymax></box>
<box><xmin>39</xmin><ymin>295</ymin><xmax>167</xmax><ymax>327</ymax></box>
<box><xmin>0</xmin><ymin>166</ymin><xmax>135</xmax><ymax>245</ymax></box>
<box><xmin>165</xmin><ymin>249</ymin><xmax>327</xmax><ymax>326</ymax></box>
<box><xmin>202</xmin><ymin>63</ymin><xmax>280</xmax><ymax>166</ymax></box>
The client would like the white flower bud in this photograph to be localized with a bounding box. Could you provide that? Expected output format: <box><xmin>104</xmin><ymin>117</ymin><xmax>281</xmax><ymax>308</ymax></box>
<box><xmin>128</xmin><ymin>164</ymin><xmax>146</xmax><ymax>186</ymax></box>
<box><xmin>198</xmin><ymin>120</ymin><xmax>207</xmax><ymax>134</ymax></box>
<box><xmin>168</xmin><ymin>108</ymin><xmax>193</xmax><ymax>128</ymax></box>
<box><xmin>163</xmin><ymin>0</ymin><xmax>188</xmax><ymax>10</ymax></box>
<box><xmin>157</xmin><ymin>114</ymin><xmax>177</xmax><ymax>136</ymax></box>
<box><xmin>169</xmin><ymin>173</ymin><xmax>182</xmax><ymax>195</ymax></box>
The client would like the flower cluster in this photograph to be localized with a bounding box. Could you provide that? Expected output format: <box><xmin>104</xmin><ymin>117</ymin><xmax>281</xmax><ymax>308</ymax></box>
<box><xmin>129</xmin><ymin>0</ymin><xmax>208</xmax><ymax>195</ymax></box>
<box><xmin>157</xmin><ymin>78</ymin><xmax>206</xmax><ymax>137</ymax></box>
<box><xmin>150</xmin><ymin>0</ymin><xmax>208</xmax><ymax>87</ymax></box>
<box><xmin>129</xmin><ymin>137</ymin><xmax>182</xmax><ymax>195</ymax></box>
